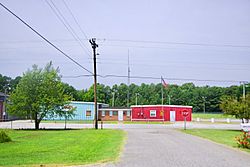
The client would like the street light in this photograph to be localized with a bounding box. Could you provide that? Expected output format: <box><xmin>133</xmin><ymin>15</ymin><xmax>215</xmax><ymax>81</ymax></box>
<box><xmin>3</xmin><ymin>83</ymin><xmax>11</xmax><ymax>121</ymax></box>
<box><xmin>202</xmin><ymin>96</ymin><xmax>206</xmax><ymax>113</ymax></box>
<box><xmin>112</xmin><ymin>92</ymin><xmax>115</xmax><ymax>107</ymax></box>
<box><xmin>167</xmin><ymin>95</ymin><xmax>171</xmax><ymax>105</ymax></box>
<box><xmin>135</xmin><ymin>93</ymin><xmax>140</xmax><ymax>105</ymax></box>
<box><xmin>241</xmin><ymin>81</ymin><xmax>249</xmax><ymax>100</ymax></box>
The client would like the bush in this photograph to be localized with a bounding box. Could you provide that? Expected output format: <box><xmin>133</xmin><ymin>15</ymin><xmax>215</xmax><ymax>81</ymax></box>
<box><xmin>235</xmin><ymin>131</ymin><xmax>250</xmax><ymax>149</ymax></box>
<box><xmin>0</xmin><ymin>130</ymin><xmax>12</xmax><ymax>143</ymax></box>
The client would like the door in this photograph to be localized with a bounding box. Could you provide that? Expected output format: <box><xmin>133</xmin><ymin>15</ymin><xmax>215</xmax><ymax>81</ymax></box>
<box><xmin>170</xmin><ymin>111</ymin><xmax>176</xmax><ymax>122</ymax></box>
<box><xmin>118</xmin><ymin>110</ymin><xmax>123</xmax><ymax>121</ymax></box>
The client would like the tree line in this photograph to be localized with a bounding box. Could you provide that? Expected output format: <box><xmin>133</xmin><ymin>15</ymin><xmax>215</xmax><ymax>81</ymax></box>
<box><xmin>1</xmin><ymin>72</ymin><xmax>248</xmax><ymax>113</ymax></box>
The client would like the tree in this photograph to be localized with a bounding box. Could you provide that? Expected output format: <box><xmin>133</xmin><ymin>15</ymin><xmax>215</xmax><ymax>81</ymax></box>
<box><xmin>220</xmin><ymin>94</ymin><xmax>250</xmax><ymax>123</ymax></box>
<box><xmin>8</xmin><ymin>62</ymin><xmax>73</xmax><ymax>129</ymax></box>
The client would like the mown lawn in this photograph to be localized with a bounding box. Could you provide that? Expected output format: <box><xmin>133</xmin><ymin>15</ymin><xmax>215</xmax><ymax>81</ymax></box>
<box><xmin>182</xmin><ymin>129</ymin><xmax>250</xmax><ymax>153</ymax></box>
<box><xmin>0</xmin><ymin>129</ymin><xmax>126</xmax><ymax>166</ymax></box>
<box><xmin>192</xmin><ymin>113</ymin><xmax>235</xmax><ymax>119</ymax></box>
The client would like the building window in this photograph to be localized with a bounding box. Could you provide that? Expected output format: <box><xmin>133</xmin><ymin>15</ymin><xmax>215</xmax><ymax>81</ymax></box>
<box><xmin>109</xmin><ymin>111</ymin><xmax>113</xmax><ymax>117</ymax></box>
<box><xmin>86</xmin><ymin>110</ymin><xmax>91</xmax><ymax>117</ymax></box>
<box><xmin>150</xmin><ymin>110</ymin><xmax>156</xmax><ymax>117</ymax></box>
<box><xmin>127</xmin><ymin>111</ymin><xmax>130</xmax><ymax>116</ymax></box>
<box><xmin>102</xmin><ymin>111</ymin><xmax>105</xmax><ymax>117</ymax></box>
<box><xmin>113</xmin><ymin>111</ymin><xmax>118</xmax><ymax>115</ymax></box>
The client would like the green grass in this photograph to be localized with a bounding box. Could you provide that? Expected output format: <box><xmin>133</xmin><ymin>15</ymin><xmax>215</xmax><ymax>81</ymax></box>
<box><xmin>192</xmin><ymin>113</ymin><xmax>235</xmax><ymax>119</ymax></box>
<box><xmin>0</xmin><ymin>129</ymin><xmax>126</xmax><ymax>166</ymax></box>
<box><xmin>182</xmin><ymin>129</ymin><xmax>250</xmax><ymax>153</ymax></box>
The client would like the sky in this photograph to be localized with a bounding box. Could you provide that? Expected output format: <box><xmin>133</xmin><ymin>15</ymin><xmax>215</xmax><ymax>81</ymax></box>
<box><xmin>0</xmin><ymin>0</ymin><xmax>250</xmax><ymax>90</ymax></box>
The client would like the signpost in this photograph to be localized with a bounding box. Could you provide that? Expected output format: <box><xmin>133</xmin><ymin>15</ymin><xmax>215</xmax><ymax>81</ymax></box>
<box><xmin>241</xmin><ymin>123</ymin><xmax>250</xmax><ymax>132</ymax></box>
<box><xmin>182</xmin><ymin>110</ymin><xmax>189</xmax><ymax>130</ymax></box>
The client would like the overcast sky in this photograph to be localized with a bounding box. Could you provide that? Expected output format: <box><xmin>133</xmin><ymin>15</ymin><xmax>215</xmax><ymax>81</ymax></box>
<box><xmin>0</xmin><ymin>0</ymin><xmax>250</xmax><ymax>89</ymax></box>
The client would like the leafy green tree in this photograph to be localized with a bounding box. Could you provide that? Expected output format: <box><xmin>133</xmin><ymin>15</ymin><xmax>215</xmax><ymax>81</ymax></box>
<box><xmin>83</xmin><ymin>84</ymin><xmax>111</xmax><ymax>104</ymax></box>
<box><xmin>0</xmin><ymin>75</ymin><xmax>21</xmax><ymax>93</ymax></box>
<box><xmin>220</xmin><ymin>94</ymin><xmax>250</xmax><ymax>123</ymax></box>
<box><xmin>8</xmin><ymin>62</ymin><xmax>73</xmax><ymax>129</ymax></box>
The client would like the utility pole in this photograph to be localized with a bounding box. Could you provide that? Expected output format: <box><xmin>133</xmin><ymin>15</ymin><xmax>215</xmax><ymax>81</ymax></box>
<box><xmin>135</xmin><ymin>93</ymin><xmax>139</xmax><ymax>105</ymax></box>
<box><xmin>89</xmin><ymin>38</ymin><xmax>98</xmax><ymax>129</ymax></box>
<box><xmin>202</xmin><ymin>96</ymin><xmax>206</xmax><ymax>113</ymax></box>
<box><xmin>243</xmin><ymin>82</ymin><xmax>246</xmax><ymax>100</ymax></box>
<box><xmin>168</xmin><ymin>95</ymin><xmax>171</xmax><ymax>105</ymax></box>
<box><xmin>112</xmin><ymin>92</ymin><xmax>115</xmax><ymax>107</ymax></box>
<box><xmin>127</xmin><ymin>49</ymin><xmax>130</xmax><ymax>108</ymax></box>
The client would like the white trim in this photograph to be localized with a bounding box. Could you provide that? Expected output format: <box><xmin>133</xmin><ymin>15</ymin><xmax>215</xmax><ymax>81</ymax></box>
<box><xmin>101</xmin><ymin>111</ymin><xmax>105</xmax><ymax>117</ymax></box>
<box><xmin>109</xmin><ymin>111</ymin><xmax>113</xmax><ymax>117</ymax></box>
<box><xmin>131</xmin><ymin>104</ymin><xmax>192</xmax><ymax>108</ymax></box>
<box><xmin>127</xmin><ymin>110</ymin><xmax>131</xmax><ymax>117</ymax></box>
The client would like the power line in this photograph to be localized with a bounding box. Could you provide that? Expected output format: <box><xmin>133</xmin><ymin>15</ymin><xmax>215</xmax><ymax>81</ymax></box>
<box><xmin>62</xmin><ymin>74</ymin><xmax>93</xmax><ymax>78</ymax></box>
<box><xmin>63</xmin><ymin>73</ymin><xmax>248</xmax><ymax>84</ymax></box>
<box><xmin>62</xmin><ymin>0</ymin><xmax>89</xmax><ymax>40</ymax></box>
<box><xmin>100</xmin><ymin>74</ymin><xmax>248</xmax><ymax>83</ymax></box>
<box><xmin>45</xmin><ymin>0</ymin><xmax>91</xmax><ymax>57</ymax></box>
<box><xmin>0</xmin><ymin>2</ymin><xmax>93</xmax><ymax>75</ymax></box>
<box><xmin>99</xmin><ymin>38</ymin><xmax>250</xmax><ymax>48</ymax></box>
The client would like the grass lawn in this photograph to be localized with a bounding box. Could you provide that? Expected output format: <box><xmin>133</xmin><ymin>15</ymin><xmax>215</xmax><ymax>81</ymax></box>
<box><xmin>192</xmin><ymin>113</ymin><xmax>235</xmax><ymax>119</ymax></box>
<box><xmin>182</xmin><ymin>129</ymin><xmax>250</xmax><ymax>153</ymax></box>
<box><xmin>0</xmin><ymin>129</ymin><xmax>125</xmax><ymax>166</ymax></box>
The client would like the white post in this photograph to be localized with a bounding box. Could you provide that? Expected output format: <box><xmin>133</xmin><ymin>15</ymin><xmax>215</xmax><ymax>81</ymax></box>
<box><xmin>211</xmin><ymin>118</ymin><xmax>215</xmax><ymax>123</ymax></box>
<box><xmin>184</xmin><ymin>116</ymin><xmax>187</xmax><ymax>130</ymax></box>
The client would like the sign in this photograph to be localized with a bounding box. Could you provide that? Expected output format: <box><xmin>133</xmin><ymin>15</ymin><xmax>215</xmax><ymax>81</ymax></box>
<box><xmin>241</xmin><ymin>123</ymin><xmax>250</xmax><ymax>132</ymax></box>
<box><xmin>182</xmin><ymin>111</ymin><xmax>189</xmax><ymax>117</ymax></box>
<box><xmin>160</xmin><ymin>110</ymin><xmax>164</xmax><ymax>117</ymax></box>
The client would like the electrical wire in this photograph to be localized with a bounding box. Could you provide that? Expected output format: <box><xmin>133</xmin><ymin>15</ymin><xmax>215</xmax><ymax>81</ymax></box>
<box><xmin>0</xmin><ymin>2</ymin><xmax>93</xmax><ymax>75</ymax></box>
<box><xmin>45</xmin><ymin>0</ymin><xmax>92</xmax><ymax>57</ymax></box>
<box><xmin>62</xmin><ymin>73</ymin><xmax>248</xmax><ymax>84</ymax></box>
<box><xmin>99</xmin><ymin>38</ymin><xmax>250</xmax><ymax>48</ymax></box>
<box><xmin>62</xmin><ymin>0</ymin><xmax>89</xmax><ymax>40</ymax></box>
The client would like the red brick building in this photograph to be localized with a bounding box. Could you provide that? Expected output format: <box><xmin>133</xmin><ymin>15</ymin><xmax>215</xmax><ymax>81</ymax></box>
<box><xmin>131</xmin><ymin>105</ymin><xmax>192</xmax><ymax>122</ymax></box>
<box><xmin>98</xmin><ymin>107</ymin><xmax>131</xmax><ymax>121</ymax></box>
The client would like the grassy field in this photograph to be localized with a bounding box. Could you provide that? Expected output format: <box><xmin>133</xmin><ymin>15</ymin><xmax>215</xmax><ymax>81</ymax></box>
<box><xmin>0</xmin><ymin>129</ymin><xmax>125</xmax><ymax>166</ymax></box>
<box><xmin>192</xmin><ymin>113</ymin><xmax>235</xmax><ymax>119</ymax></box>
<box><xmin>182</xmin><ymin>129</ymin><xmax>250</xmax><ymax>153</ymax></box>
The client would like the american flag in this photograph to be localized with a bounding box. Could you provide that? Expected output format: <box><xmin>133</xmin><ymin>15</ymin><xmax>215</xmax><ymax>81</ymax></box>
<box><xmin>161</xmin><ymin>77</ymin><xmax>168</xmax><ymax>88</ymax></box>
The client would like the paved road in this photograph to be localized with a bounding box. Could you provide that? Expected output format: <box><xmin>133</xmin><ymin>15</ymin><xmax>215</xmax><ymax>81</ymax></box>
<box><xmin>103</xmin><ymin>128</ymin><xmax>250</xmax><ymax>167</ymax></box>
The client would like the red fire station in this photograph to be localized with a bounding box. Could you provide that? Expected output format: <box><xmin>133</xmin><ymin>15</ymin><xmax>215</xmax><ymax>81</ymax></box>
<box><xmin>131</xmin><ymin>105</ymin><xmax>192</xmax><ymax>122</ymax></box>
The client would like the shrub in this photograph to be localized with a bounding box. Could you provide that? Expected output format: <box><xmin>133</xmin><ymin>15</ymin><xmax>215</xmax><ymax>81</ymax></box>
<box><xmin>235</xmin><ymin>131</ymin><xmax>250</xmax><ymax>149</ymax></box>
<box><xmin>0</xmin><ymin>130</ymin><xmax>12</xmax><ymax>143</ymax></box>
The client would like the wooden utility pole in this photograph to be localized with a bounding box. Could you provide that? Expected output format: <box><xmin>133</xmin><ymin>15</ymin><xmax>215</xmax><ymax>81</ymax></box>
<box><xmin>89</xmin><ymin>38</ymin><xmax>98</xmax><ymax>129</ymax></box>
<box><xmin>127</xmin><ymin>49</ymin><xmax>130</xmax><ymax>107</ymax></box>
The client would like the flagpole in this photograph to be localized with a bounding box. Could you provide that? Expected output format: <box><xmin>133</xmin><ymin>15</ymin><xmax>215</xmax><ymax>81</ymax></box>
<box><xmin>161</xmin><ymin>76</ymin><xmax>164</xmax><ymax>122</ymax></box>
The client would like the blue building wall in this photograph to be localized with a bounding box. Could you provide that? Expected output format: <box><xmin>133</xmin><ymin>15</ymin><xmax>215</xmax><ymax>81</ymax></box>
<box><xmin>45</xmin><ymin>101</ymin><xmax>108</xmax><ymax>121</ymax></box>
